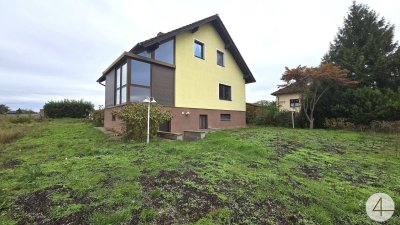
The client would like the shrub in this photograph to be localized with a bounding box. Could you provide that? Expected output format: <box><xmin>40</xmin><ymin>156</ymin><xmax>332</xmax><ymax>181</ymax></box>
<box><xmin>112</xmin><ymin>103</ymin><xmax>172</xmax><ymax>141</ymax></box>
<box><xmin>87</xmin><ymin>106</ymin><xmax>104</xmax><ymax>127</ymax></box>
<box><xmin>43</xmin><ymin>99</ymin><xmax>94</xmax><ymax>118</ymax></box>
<box><xmin>0</xmin><ymin>129</ymin><xmax>22</xmax><ymax>144</ymax></box>
<box><xmin>253</xmin><ymin>102</ymin><xmax>293</xmax><ymax>127</ymax></box>
<box><xmin>9</xmin><ymin>115</ymin><xmax>34</xmax><ymax>124</ymax></box>
<box><xmin>370</xmin><ymin>120</ymin><xmax>400</xmax><ymax>133</ymax></box>
<box><xmin>324</xmin><ymin>118</ymin><xmax>359</xmax><ymax>130</ymax></box>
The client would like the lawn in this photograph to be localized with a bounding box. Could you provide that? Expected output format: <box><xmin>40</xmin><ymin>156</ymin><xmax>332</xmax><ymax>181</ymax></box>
<box><xmin>0</xmin><ymin>118</ymin><xmax>399</xmax><ymax>224</ymax></box>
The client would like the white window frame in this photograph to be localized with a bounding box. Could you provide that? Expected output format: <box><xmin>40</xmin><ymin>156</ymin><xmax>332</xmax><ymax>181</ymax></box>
<box><xmin>218</xmin><ymin>82</ymin><xmax>232</xmax><ymax>101</ymax></box>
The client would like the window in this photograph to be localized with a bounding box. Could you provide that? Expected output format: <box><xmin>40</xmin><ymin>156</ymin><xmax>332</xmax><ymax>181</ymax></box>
<box><xmin>121</xmin><ymin>63</ymin><xmax>127</xmax><ymax>86</ymax></box>
<box><xmin>220</xmin><ymin>114</ymin><xmax>231</xmax><ymax>121</ymax></box>
<box><xmin>130</xmin><ymin>86</ymin><xmax>151</xmax><ymax>103</ymax></box>
<box><xmin>217</xmin><ymin>50</ymin><xmax>224</xmax><ymax>66</ymax></box>
<box><xmin>219</xmin><ymin>84</ymin><xmax>231</xmax><ymax>101</ymax></box>
<box><xmin>194</xmin><ymin>40</ymin><xmax>204</xmax><ymax>59</ymax></box>
<box><xmin>115</xmin><ymin>89</ymin><xmax>120</xmax><ymax>105</ymax></box>
<box><xmin>138</xmin><ymin>50</ymin><xmax>151</xmax><ymax>58</ymax></box>
<box><xmin>290</xmin><ymin>99</ymin><xmax>300</xmax><ymax>107</ymax></box>
<box><xmin>116</xmin><ymin>68</ymin><xmax>121</xmax><ymax>88</ymax></box>
<box><xmin>115</xmin><ymin>62</ymin><xmax>127</xmax><ymax>105</ymax></box>
<box><xmin>131</xmin><ymin>60</ymin><xmax>151</xmax><ymax>86</ymax></box>
<box><xmin>155</xmin><ymin>39</ymin><xmax>174</xmax><ymax>64</ymax></box>
<box><xmin>121</xmin><ymin>87</ymin><xmax>127</xmax><ymax>104</ymax></box>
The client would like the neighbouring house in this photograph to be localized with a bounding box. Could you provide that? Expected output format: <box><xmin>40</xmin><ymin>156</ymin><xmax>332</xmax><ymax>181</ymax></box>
<box><xmin>97</xmin><ymin>14</ymin><xmax>256</xmax><ymax>133</ymax></box>
<box><xmin>271</xmin><ymin>85</ymin><xmax>302</xmax><ymax>112</ymax></box>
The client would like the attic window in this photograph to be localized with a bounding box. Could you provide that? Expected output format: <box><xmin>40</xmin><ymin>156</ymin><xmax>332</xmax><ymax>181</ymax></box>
<box><xmin>194</xmin><ymin>40</ymin><xmax>204</xmax><ymax>59</ymax></box>
<box><xmin>217</xmin><ymin>50</ymin><xmax>224</xmax><ymax>66</ymax></box>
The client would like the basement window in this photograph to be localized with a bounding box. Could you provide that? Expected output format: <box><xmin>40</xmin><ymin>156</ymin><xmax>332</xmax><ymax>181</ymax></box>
<box><xmin>220</xmin><ymin>114</ymin><xmax>231</xmax><ymax>121</ymax></box>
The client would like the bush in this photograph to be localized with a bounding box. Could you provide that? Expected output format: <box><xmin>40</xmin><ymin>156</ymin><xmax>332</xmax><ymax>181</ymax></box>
<box><xmin>0</xmin><ymin>129</ymin><xmax>22</xmax><ymax>144</ymax></box>
<box><xmin>43</xmin><ymin>99</ymin><xmax>94</xmax><ymax>118</ymax></box>
<box><xmin>9</xmin><ymin>115</ymin><xmax>34</xmax><ymax>124</ymax></box>
<box><xmin>324</xmin><ymin>118</ymin><xmax>361</xmax><ymax>131</ymax></box>
<box><xmin>112</xmin><ymin>103</ymin><xmax>172</xmax><ymax>141</ymax></box>
<box><xmin>314</xmin><ymin>87</ymin><xmax>400</xmax><ymax>128</ymax></box>
<box><xmin>87</xmin><ymin>106</ymin><xmax>104</xmax><ymax>127</ymax></box>
<box><xmin>253</xmin><ymin>102</ymin><xmax>293</xmax><ymax>127</ymax></box>
<box><xmin>370</xmin><ymin>120</ymin><xmax>400</xmax><ymax>133</ymax></box>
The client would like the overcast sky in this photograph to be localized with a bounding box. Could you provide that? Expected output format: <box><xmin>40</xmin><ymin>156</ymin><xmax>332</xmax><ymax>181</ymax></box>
<box><xmin>0</xmin><ymin>0</ymin><xmax>399</xmax><ymax>111</ymax></box>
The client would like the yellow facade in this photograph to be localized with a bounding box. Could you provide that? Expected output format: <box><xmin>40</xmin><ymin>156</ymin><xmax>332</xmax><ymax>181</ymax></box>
<box><xmin>276</xmin><ymin>93</ymin><xmax>301</xmax><ymax>112</ymax></box>
<box><xmin>175</xmin><ymin>23</ymin><xmax>246</xmax><ymax>111</ymax></box>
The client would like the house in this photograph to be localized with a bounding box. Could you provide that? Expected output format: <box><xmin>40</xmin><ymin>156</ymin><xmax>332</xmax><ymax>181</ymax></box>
<box><xmin>97</xmin><ymin>15</ymin><xmax>256</xmax><ymax>133</ymax></box>
<box><xmin>271</xmin><ymin>85</ymin><xmax>302</xmax><ymax>112</ymax></box>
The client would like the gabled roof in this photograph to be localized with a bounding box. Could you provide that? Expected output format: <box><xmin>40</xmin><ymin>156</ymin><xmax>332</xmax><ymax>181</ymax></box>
<box><xmin>130</xmin><ymin>14</ymin><xmax>255</xmax><ymax>83</ymax></box>
<box><xmin>271</xmin><ymin>84</ymin><xmax>304</xmax><ymax>96</ymax></box>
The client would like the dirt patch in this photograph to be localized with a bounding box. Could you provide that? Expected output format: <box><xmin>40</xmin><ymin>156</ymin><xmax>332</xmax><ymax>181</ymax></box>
<box><xmin>342</xmin><ymin>173</ymin><xmax>380</xmax><ymax>187</ymax></box>
<box><xmin>247</xmin><ymin>161</ymin><xmax>264</xmax><ymax>168</ymax></box>
<box><xmin>268</xmin><ymin>139</ymin><xmax>303</xmax><ymax>160</ymax></box>
<box><xmin>15</xmin><ymin>185</ymin><xmax>93</xmax><ymax>225</ymax></box>
<box><xmin>236</xmin><ymin>131</ymin><xmax>257</xmax><ymax>140</ymax></box>
<box><xmin>132</xmin><ymin>170</ymin><xmax>221</xmax><ymax>224</ymax></box>
<box><xmin>321</xmin><ymin>143</ymin><xmax>345</xmax><ymax>154</ymax></box>
<box><xmin>228</xmin><ymin>196</ymin><xmax>301</xmax><ymax>225</ymax></box>
<box><xmin>300</xmin><ymin>165</ymin><xmax>322</xmax><ymax>180</ymax></box>
<box><xmin>2</xmin><ymin>159</ymin><xmax>24</xmax><ymax>168</ymax></box>
<box><xmin>132</xmin><ymin>159</ymin><xmax>143</xmax><ymax>165</ymax></box>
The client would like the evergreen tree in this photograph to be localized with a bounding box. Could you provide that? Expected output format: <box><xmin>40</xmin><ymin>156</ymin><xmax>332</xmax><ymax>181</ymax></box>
<box><xmin>323</xmin><ymin>1</ymin><xmax>400</xmax><ymax>89</ymax></box>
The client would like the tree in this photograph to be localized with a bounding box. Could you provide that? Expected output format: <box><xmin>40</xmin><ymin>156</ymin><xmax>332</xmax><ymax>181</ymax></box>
<box><xmin>323</xmin><ymin>1</ymin><xmax>400</xmax><ymax>89</ymax></box>
<box><xmin>281</xmin><ymin>64</ymin><xmax>357</xmax><ymax>129</ymax></box>
<box><xmin>0</xmin><ymin>104</ymin><xmax>10</xmax><ymax>114</ymax></box>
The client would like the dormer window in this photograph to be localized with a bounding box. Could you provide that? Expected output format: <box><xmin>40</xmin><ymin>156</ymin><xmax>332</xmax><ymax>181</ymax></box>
<box><xmin>217</xmin><ymin>50</ymin><xmax>224</xmax><ymax>66</ymax></box>
<box><xmin>194</xmin><ymin>40</ymin><xmax>204</xmax><ymax>59</ymax></box>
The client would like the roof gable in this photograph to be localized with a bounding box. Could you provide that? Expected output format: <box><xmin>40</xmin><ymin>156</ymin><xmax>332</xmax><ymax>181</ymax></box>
<box><xmin>130</xmin><ymin>14</ymin><xmax>255</xmax><ymax>83</ymax></box>
<box><xmin>271</xmin><ymin>84</ymin><xmax>304</xmax><ymax>96</ymax></box>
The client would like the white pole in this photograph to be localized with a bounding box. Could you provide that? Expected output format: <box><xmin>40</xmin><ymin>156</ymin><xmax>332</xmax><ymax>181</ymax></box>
<box><xmin>147</xmin><ymin>101</ymin><xmax>150</xmax><ymax>144</ymax></box>
<box><xmin>292</xmin><ymin>111</ymin><xmax>295</xmax><ymax>129</ymax></box>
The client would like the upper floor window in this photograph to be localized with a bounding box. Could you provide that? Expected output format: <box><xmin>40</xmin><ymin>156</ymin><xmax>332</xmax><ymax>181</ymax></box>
<box><xmin>194</xmin><ymin>40</ymin><xmax>204</xmax><ymax>59</ymax></box>
<box><xmin>138</xmin><ymin>51</ymin><xmax>151</xmax><ymax>58</ymax></box>
<box><xmin>290</xmin><ymin>99</ymin><xmax>300</xmax><ymax>107</ymax></box>
<box><xmin>115</xmin><ymin>62</ymin><xmax>127</xmax><ymax>105</ymax></box>
<box><xmin>219</xmin><ymin>84</ymin><xmax>231</xmax><ymax>101</ymax></box>
<box><xmin>155</xmin><ymin>39</ymin><xmax>174</xmax><ymax>64</ymax></box>
<box><xmin>217</xmin><ymin>50</ymin><xmax>224</xmax><ymax>66</ymax></box>
<box><xmin>131</xmin><ymin>60</ymin><xmax>151</xmax><ymax>86</ymax></box>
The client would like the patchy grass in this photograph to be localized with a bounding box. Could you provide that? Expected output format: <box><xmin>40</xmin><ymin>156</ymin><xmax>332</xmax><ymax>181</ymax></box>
<box><xmin>0</xmin><ymin>119</ymin><xmax>399</xmax><ymax>224</ymax></box>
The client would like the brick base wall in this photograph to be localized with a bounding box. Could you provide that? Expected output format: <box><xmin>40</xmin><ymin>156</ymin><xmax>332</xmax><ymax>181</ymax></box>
<box><xmin>104</xmin><ymin>106</ymin><xmax>246</xmax><ymax>133</ymax></box>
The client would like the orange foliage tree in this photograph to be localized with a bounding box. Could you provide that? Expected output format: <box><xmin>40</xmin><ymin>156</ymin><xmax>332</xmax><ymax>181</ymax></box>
<box><xmin>280</xmin><ymin>64</ymin><xmax>357</xmax><ymax>129</ymax></box>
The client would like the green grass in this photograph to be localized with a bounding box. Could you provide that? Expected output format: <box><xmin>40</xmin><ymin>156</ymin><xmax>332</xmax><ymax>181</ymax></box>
<box><xmin>0</xmin><ymin>119</ymin><xmax>399</xmax><ymax>224</ymax></box>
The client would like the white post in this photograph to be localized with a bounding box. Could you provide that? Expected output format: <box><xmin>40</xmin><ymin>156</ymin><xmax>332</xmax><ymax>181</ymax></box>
<box><xmin>291</xmin><ymin>108</ymin><xmax>295</xmax><ymax>129</ymax></box>
<box><xmin>147</xmin><ymin>100</ymin><xmax>150</xmax><ymax>144</ymax></box>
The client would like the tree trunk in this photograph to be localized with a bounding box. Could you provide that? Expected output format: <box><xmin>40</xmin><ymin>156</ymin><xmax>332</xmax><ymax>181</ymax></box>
<box><xmin>309</xmin><ymin>118</ymin><xmax>314</xmax><ymax>129</ymax></box>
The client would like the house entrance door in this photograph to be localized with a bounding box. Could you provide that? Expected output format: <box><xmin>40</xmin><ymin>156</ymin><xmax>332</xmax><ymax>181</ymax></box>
<box><xmin>199</xmin><ymin>115</ymin><xmax>208</xmax><ymax>129</ymax></box>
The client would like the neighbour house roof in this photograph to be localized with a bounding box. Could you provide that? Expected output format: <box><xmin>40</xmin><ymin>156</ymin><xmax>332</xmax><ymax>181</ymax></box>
<box><xmin>97</xmin><ymin>14</ymin><xmax>255</xmax><ymax>83</ymax></box>
<box><xmin>271</xmin><ymin>84</ymin><xmax>304</xmax><ymax>96</ymax></box>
